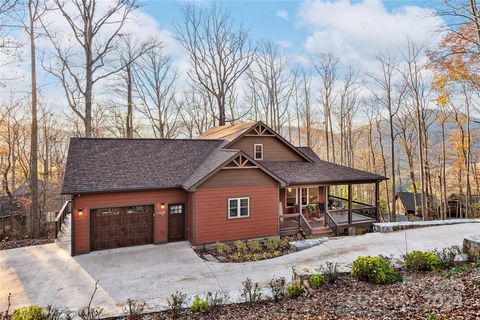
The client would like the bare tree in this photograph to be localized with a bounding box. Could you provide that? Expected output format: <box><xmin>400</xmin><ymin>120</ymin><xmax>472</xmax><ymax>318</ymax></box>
<box><xmin>42</xmin><ymin>0</ymin><xmax>139</xmax><ymax>137</ymax></box>
<box><xmin>134</xmin><ymin>45</ymin><xmax>180</xmax><ymax>138</ymax></box>
<box><xmin>175</xmin><ymin>3</ymin><xmax>255</xmax><ymax>126</ymax></box>
<box><xmin>313</xmin><ymin>53</ymin><xmax>339</xmax><ymax>163</ymax></box>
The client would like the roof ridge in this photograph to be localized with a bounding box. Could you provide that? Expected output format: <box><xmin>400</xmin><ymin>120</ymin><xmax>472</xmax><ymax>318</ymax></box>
<box><xmin>70</xmin><ymin>137</ymin><xmax>226</xmax><ymax>142</ymax></box>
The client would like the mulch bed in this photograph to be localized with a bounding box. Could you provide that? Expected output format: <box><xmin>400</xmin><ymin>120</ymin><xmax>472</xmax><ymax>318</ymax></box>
<box><xmin>0</xmin><ymin>238</ymin><xmax>54</xmax><ymax>251</ymax></box>
<box><xmin>134</xmin><ymin>267</ymin><xmax>480</xmax><ymax>320</ymax></box>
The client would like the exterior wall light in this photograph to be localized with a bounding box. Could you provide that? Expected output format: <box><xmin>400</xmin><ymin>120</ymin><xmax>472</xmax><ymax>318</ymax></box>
<box><xmin>159</xmin><ymin>203</ymin><xmax>167</xmax><ymax>215</ymax></box>
<box><xmin>78</xmin><ymin>208</ymin><xmax>84</xmax><ymax>216</ymax></box>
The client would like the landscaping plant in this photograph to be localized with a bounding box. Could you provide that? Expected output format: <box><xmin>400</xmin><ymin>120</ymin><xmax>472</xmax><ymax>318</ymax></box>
<box><xmin>11</xmin><ymin>306</ymin><xmax>46</xmax><ymax>320</ymax></box>
<box><xmin>265</xmin><ymin>237</ymin><xmax>280</xmax><ymax>251</ymax></box>
<box><xmin>234</xmin><ymin>240</ymin><xmax>248</xmax><ymax>253</ymax></box>
<box><xmin>241</xmin><ymin>278</ymin><xmax>262</xmax><ymax>303</ymax></box>
<box><xmin>351</xmin><ymin>256</ymin><xmax>402</xmax><ymax>284</ymax></box>
<box><xmin>214</xmin><ymin>242</ymin><xmax>231</xmax><ymax>256</ymax></box>
<box><xmin>122</xmin><ymin>299</ymin><xmax>146</xmax><ymax>320</ymax></box>
<box><xmin>190</xmin><ymin>296</ymin><xmax>209</xmax><ymax>313</ymax></box>
<box><xmin>285</xmin><ymin>283</ymin><xmax>303</xmax><ymax>299</ymax></box>
<box><xmin>247</xmin><ymin>240</ymin><xmax>262</xmax><ymax>253</ymax></box>
<box><xmin>268</xmin><ymin>276</ymin><xmax>286</xmax><ymax>301</ymax></box>
<box><xmin>321</xmin><ymin>262</ymin><xmax>339</xmax><ymax>284</ymax></box>
<box><xmin>1</xmin><ymin>293</ymin><xmax>11</xmax><ymax>320</ymax></box>
<box><xmin>309</xmin><ymin>274</ymin><xmax>324</xmax><ymax>288</ymax></box>
<box><xmin>404</xmin><ymin>251</ymin><xmax>442</xmax><ymax>272</ymax></box>
<box><xmin>78</xmin><ymin>281</ymin><xmax>103</xmax><ymax>320</ymax></box>
<box><xmin>204</xmin><ymin>291</ymin><xmax>229</xmax><ymax>307</ymax></box>
<box><xmin>166</xmin><ymin>291</ymin><xmax>187</xmax><ymax>318</ymax></box>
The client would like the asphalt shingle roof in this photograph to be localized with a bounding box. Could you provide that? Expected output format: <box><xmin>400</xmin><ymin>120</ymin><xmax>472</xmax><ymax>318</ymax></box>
<box><xmin>62</xmin><ymin>138</ymin><xmax>224</xmax><ymax>194</ymax></box>
<box><xmin>262</xmin><ymin>147</ymin><xmax>386</xmax><ymax>185</ymax></box>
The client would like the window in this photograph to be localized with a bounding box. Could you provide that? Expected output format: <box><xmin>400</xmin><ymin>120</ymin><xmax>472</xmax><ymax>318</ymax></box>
<box><xmin>228</xmin><ymin>197</ymin><xmax>250</xmax><ymax>218</ymax></box>
<box><xmin>169</xmin><ymin>204</ymin><xmax>183</xmax><ymax>215</ymax></box>
<box><xmin>286</xmin><ymin>188</ymin><xmax>297</xmax><ymax>208</ymax></box>
<box><xmin>97</xmin><ymin>207</ymin><xmax>120</xmax><ymax>216</ymax></box>
<box><xmin>254</xmin><ymin>144</ymin><xmax>263</xmax><ymax>160</ymax></box>
<box><xmin>308</xmin><ymin>187</ymin><xmax>319</xmax><ymax>203</ymax></box>
<box><xmin>300</xmin><ymin>188</ymin><xmax>308</xmax><ymax>206</ymax></box>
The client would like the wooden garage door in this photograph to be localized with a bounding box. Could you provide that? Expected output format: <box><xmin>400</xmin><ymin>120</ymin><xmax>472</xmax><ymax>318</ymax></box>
<box><xmin>90</xmin><ymin>205</ymin><xmax>154</xmax><ymax>251</ymax></box>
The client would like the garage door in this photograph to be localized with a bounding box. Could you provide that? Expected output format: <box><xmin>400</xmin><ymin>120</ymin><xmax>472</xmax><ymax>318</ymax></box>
<box><xmin>90</xmin><ymin>205</ymin><xmax>154</xmax><ymax>251</ymax></box>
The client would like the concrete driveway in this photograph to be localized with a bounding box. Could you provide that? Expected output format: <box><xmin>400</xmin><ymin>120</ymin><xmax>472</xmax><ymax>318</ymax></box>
<box><xmin>0</xmin><ymin>223</ymin><xmax>478</xmax><ymax>316</ymax></box>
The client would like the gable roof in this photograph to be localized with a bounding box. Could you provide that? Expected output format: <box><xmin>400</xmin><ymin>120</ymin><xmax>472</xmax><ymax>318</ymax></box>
<box><xmin>262</xmin><ymin>147</ymin><xmax>386</xmax><ymax>185</ymax></box>
<box><xmin>396</xmin><ymin>192</ymin><xmax>422</xmax><ymax>212</ymax></box>
<box><xmin>199</xmin><ymin>122</ymin><xmax>257</xmax><ymax>142</ymax></box>
<box><xmin>62</xmin><ymin>138</ymin><xmax>224</xmax><ymax>194</ymax></box>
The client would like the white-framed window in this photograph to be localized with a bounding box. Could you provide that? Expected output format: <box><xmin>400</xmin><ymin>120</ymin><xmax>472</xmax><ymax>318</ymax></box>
<box><xmin>286</xmin><ymin>188</ymin><xmax>297</xmax><ymax>208</ymax></box>
<box><xmin>254</xmin><ymin>144</ymin><xmax>263</xmax><ymax>160</ymax></box>
<box><xmin>228</xmin><ymin>197</ymin><xmax>250</xmax><ymax>219</ymax></box>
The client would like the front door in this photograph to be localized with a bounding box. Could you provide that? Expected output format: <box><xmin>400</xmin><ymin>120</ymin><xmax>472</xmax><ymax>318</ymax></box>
<box><xmin>168</xmin><ymin>203</ymin><xmax>185</xmax><ymax>242</ymax></box>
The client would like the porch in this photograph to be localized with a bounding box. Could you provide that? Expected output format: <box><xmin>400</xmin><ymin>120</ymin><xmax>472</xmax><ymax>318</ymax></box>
<box><xmin>279</xmin><ymin>181</ymin><xmax>381</xmax><ymax>237</ymax></box>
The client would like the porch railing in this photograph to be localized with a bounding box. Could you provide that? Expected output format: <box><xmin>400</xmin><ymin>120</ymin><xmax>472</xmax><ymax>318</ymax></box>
<box><xmin>298</xmin><ymin>211</ymin><xmax>312</xmax><ymax>235</ymax></box>
<box><xmin>279</xmin><ymin>213</ymin><xmax>301</xmax><ymax>236</ymax></box>
<box><xmin>54</xmin><ymin>200</ymin><xmax>70</xmax><ymax>238</ymax></box>
<box><xmin>325</xmin><ymin>210</ymin><xmax>338</xmax><ymax>236</ymax></box>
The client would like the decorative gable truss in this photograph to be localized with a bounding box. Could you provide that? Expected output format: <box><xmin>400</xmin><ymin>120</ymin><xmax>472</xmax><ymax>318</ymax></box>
<box><xmin>223</xmin><ymin>154</ymin><xmax>257</xmax><ymax>169</ymax></box>
<box><xmin>244</xmin><ymin>123</ymin><xmax>275</xmax><ymax>137</ymax></box>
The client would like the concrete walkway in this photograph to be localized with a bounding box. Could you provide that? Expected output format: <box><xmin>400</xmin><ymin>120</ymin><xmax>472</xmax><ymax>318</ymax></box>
<box><xmin>0</xmin><ymin>223</ymin><xmax>478</xmax><ymax>317</ymax></box>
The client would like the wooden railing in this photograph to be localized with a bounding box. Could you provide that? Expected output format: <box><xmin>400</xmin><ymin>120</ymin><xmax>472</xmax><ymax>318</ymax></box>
<box><xmin>54</xmin><ymin>200</ymin><xmax>70</xmax><ymax>238</ymax></box>
<box><xmin>328</xmin><ymin>195</ymin><xmax>373</xmax><ymax>208</ymax></box>
<box><xmin>324</xmin><ymin>211</ymin><xmax>338</xmax><ymax>236</ymax></box>
<box><xmin>352</xmin><ymin>207</ymin><xmax>376</xmax><ymax>220</ymax></box>
<box><xmin>298</xmin><ymin>211</ymin><xmax>312</xmax><ymax>235</ymax></box>
<box><xmin>279</xmin><ymin>213</ymin><xmax>301</xmax><ymax>236</ymax></box>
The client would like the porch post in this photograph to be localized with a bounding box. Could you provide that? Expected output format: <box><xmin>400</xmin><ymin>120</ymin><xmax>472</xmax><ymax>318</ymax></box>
<box><xmin>375</xmin><ymin>181</ymin><xmax>380</xmax><ymax>221</ymax></box>
<box><xmin>348</xmin><ymin>184</ymin><xmax>352</xmax><ymax>225</ymax></box>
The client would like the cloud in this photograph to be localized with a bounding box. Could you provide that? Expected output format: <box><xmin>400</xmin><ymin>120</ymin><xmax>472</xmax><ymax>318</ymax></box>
<box><xmin>298</xmin><ymin>0</ymin><xmax>446</xmax><ymax>67</ymax></box>
<box><xmin>277</xmin><ymin>40</ymin><xmax>292</xmax><ymax>48</ymax></box>
<box><xmin>276</xmin><ymin>9</ymin><xmax>289</xmax><ymax>20</ymax></box>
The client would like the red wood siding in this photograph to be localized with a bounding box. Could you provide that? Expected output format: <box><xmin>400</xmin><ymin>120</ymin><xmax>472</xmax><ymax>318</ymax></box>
<box><xmin>186</xmin><ymin>192</ymin><xmax>194</xmax><ymax>242</ymax></box>
<box><xmin>194</xmin><ymin>185</ymin><xmax>279</xmax><ymax>245</ymax></box>
<box><xmin>72</xmin><ymin>189</ymin><xmax>185</xmax><ymax>255</ymax></box>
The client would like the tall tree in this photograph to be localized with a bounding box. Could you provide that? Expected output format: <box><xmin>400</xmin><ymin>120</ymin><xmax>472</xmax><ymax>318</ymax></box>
<box><xmin>42</xmin><ymin>0</ymin><xmax>138</xmax><ymax>137</ymax></box>
<box><xmin>175</xmin><ymin>3</ymin><xmax>254</xmax><ymax>126</ymax></box>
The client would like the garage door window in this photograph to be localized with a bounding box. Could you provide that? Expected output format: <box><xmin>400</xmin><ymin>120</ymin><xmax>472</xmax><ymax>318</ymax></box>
<box><xmin>126</xmin><ymin>205</ymin><xmax>148</xmax><ymax>214</ymax></box>
<box><xmin>97</xmin><ymin>207</ymin><xmax>120</xmax><ymax>216</ymax></box>
<box><xmin>169</xmin><ymin>205</ymin><xmax>183</xmax><ymax>214</ymax></box>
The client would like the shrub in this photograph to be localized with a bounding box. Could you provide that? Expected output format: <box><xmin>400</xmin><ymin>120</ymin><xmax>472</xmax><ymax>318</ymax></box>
<box><xmin>267</xmin><ymin>276</ymin><xmax>286</xmax><ymax>301</ymax></box>
<box><xmin>204</xmin><ymin>291</ymin><xmax>229</xmax><ymax>308</ymax></box>
<box><xmin>190</xmin><ymin>296</ymin><xmax>209</xmax><ymax>313</ymax></box>
<box><xmin>279</xmin><ymin>237</ymin><xmax>291</xmax><ymax>250</ymax></box>
<box><xmin>12</xmin><ymin>306</ymin><xmax>46</xmax><ymax>320</ymax></box>
<box><xmin>167</xmin><ymin>291</ymin><xmax>187</xmax><ymax>318</ymax></box>
<box><xmin>434</xmin><ymin>246</ymin><xmax>461</xmax><ymax>269</ymax></box>
<box><xmin>214</xmin><ymin>242</ymin><xmax>231</xmax><ymax>256</ymax></box>
<box><xmin>309</xmin><ymin>274</ymin><xmax>324</xmax><ymax>288</ymax></box>
<box><xmin>265</xmin><ymin>237</ymin><xmax>280</xmax><ymax>251</ymax></box>
<box><xmin>404</xmin><ymin>251</ymin><xmax>442</xmax><ymax>272</ymax></box>
<box><xmin>78</xmin><ymin>281</ymin><xmax>103</xmax><ymax>320</ymax></box>
<box><xmin>234</xmin><ymin>240</ymin><xmax>248</xmax><ymax>253</ymax></box>
<box><xmin>351</xmin><ymin>256</ymin><xmax>402</xmax><ymax>284</ymax></box>
<box><xmin>285</xmin><ymin>283</ymin><xmax>303</xmax><ymax>299</ymax></box>
<box><xmin>321</xmin><ymin>262</ymin><xmax>339</xmax><ymax>284</ymax></box>
<box><xmin>241</xmin><ymin>278</ymin><xmax>262</xmax><ymax>303</ymax></box>
<box><xmin>1</xmin><ymin>293</ymin><xmax>12</xmax><ymax>320</ymax></box>
<box><xmin>247</xmin><ymin>240</ymin><xmax>262</xmax><ymax>253</ymax></box>
<box><xmin>122</xmin><ymin>299</ymin><xmax>146</xmax><ymax>320</ymax></box>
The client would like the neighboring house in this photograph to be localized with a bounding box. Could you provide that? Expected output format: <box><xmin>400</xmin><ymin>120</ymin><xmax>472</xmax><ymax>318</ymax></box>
<box><xmin>395</xmin><ymin>192</ymin><xmax>423</xmax><ymax>215</ymax></box>
<box><xmin>62</xmin><ymin>122</ymin><xmax>386</xmax><ymax>256</ymax></box>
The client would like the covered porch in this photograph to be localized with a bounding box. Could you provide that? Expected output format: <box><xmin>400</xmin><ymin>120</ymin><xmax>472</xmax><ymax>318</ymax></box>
<box><xmin>279</xmin><ymin>181</ymin><xmax>381</xmax><ymax>236</ymax></box>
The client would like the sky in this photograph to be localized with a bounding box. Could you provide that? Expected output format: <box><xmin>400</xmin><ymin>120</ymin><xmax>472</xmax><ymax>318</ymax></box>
<box><xmin>0</xmin><ymin>0</ymin><xmax>447</xmax><ymax>118</ymax></box>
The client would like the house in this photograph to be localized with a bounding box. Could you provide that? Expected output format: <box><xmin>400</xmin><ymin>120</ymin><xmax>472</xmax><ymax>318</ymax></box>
<box><xmin>62</xmin><ymin>121</ymin><xmax>386</xmax><ymax>256</ymax></box>
<box><xmin>395</xmin><ymin>192</ymin><xmax>422</xmax><ymax>215</ymax></box>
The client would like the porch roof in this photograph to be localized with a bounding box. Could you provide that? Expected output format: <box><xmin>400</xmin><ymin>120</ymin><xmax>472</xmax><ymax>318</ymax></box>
<box><xmin>262</xmin><ymin>147</ymin><xmax>386</xmax><ymax>185</ymax></box>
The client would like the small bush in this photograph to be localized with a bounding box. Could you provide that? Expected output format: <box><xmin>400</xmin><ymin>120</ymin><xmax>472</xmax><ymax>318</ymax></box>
<box><xmin>214</xmin><ymin>242</ymin><xmax>231</xmax><ymax>256</ymax></box>
<box><xmin>309</xmin><ymin>274</ymin><xmax>324</xmax><ymax>288</ymax></box>
<box><xmin>434</xmin><ymin>246</ymin><xmax>461</xmax><ymax>269</ymax></box>
<box><xmin>285</xmin><ymin>283</ymin><xmax>303</xmax><ymax>299</ymax></box>
<box><xmin>351</xmin><ymin>256</ymin><xmax>402</xmax><ymax>284</ymax></box>
<box><xmin>204</xmin><ymin>291</ymin><xmax>229</xmax><ymax>308</ymax></box>
<box><xmin>241</xmin><ymin>278</ymin><xmax>262</xmax><ymax>303</ymax></box>
<box><xmin>234</xmin><ymin>240</ymin><xmax>248</xmax><ymax>253</ymax></box>
<box><xmin>78</xmin><ymin>281</ymin><xmax>103</xmax><ymax>320</ymax></box>
<box><xmin>268</xmin><ymin>276</ymin><xmax>286</xmax><ymax>301</ymax></box>
<box><xmin>122</xmin><ymin>299</ymin><xmax>146</xmax><ymax>320</ymax></box>
<box><xmin>190</xmin><ymin>296</ymin><xmax>209</xmax><ymax>313</ymax></box>
<box><xmin>321</xmin><ymin>262</ymin><xmax>339</xmax><ymax>284</ymax></box>
<box><xmin>265</xmin><ymin>237</ymin><xmax>280</xmax><ymax>251</ymax></box>
<box><xmin>247</xmin><ymin>240</ymin><xmax>262</xmax><ymax>253</ymax></box>
<box><xmin>279</xmin><ymin>237</ymin><xmax>291</xmax><ymax>250</ymax></box>
<box><xmin>404</xmin><ymin>251</ymin><xmax>442</xmax><ymax>272</ymax></box>
<box><xmin>167</xmin><ymin>291</ymin><xmax>187</xmax><ymax>317</ymax></box>
<box><xmin>12</xmin><ymin>306</ymin><xmax>46</xmax><ymax>320</ymax></box>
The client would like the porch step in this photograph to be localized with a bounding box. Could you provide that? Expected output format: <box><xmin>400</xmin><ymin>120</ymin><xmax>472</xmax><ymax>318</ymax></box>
<box><xmin>311</xmin><ymin>226</ymin><xmax>335</xmax><ymax>237</ymax></box>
